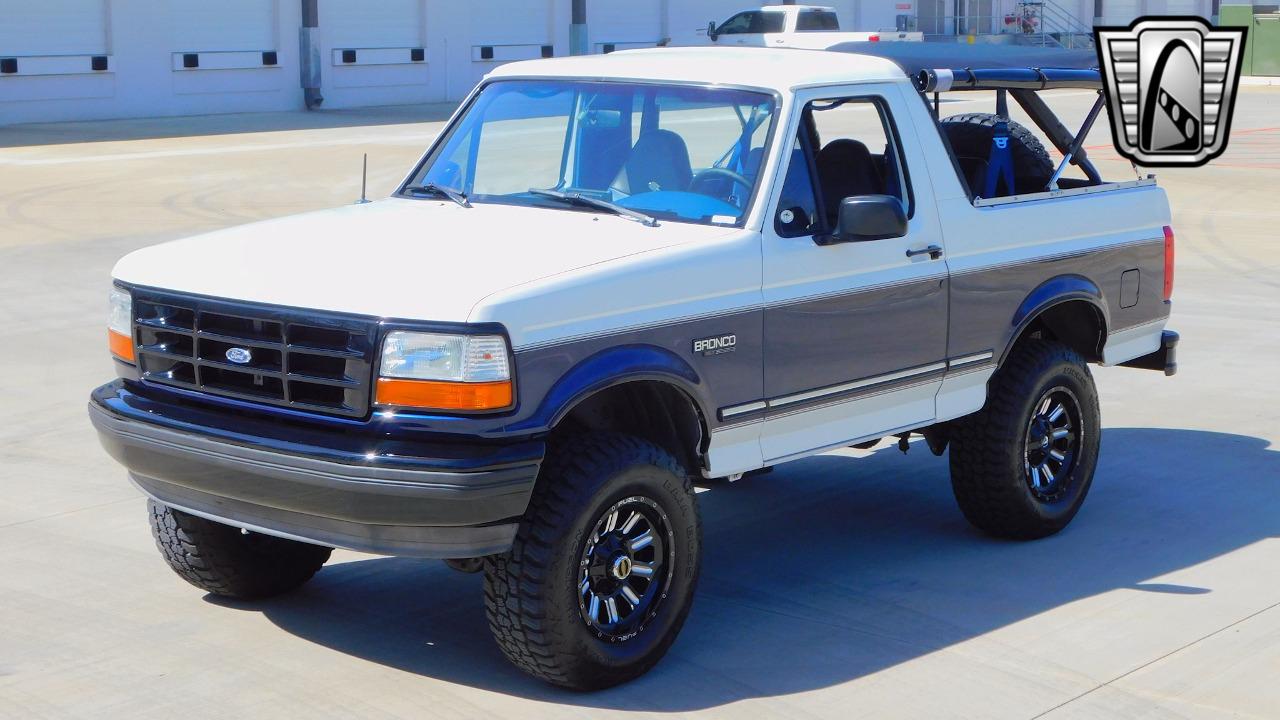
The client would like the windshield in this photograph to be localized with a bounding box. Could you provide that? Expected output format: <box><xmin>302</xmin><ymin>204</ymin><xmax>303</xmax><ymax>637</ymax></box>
<box><xmin>403</xmin><ymin>80</ymin><xmax>778</xmax><ymax>226</ymax></box>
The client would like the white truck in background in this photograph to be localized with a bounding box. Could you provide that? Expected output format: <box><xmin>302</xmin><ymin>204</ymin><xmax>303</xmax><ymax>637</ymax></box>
<box><xmin>704</xmin><ymin>4</ymin><xmax>923</xmax><ymax>47</ymax></box>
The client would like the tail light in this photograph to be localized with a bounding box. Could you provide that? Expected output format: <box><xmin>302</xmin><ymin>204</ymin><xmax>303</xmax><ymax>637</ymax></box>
<box><xmin>869</xmin><ymin>34</ymin><xmax>881</xmax><ymax>42</ymax></box>
<box><xmin>1162</xmin><ymin>225</ymin><xmax>1175</xmax><ymax>301</ymax></box>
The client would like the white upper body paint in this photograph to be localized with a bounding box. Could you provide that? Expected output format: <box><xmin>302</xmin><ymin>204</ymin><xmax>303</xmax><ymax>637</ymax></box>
<box><xmin>112</xmin><ymin>197</ymin><xmax>744</xmax><ymax>335</ymax></box>
<box><xmin>485</xmin><ymin>46</ymin><xmax>911</xmax><ymax>92</ymax></box>
<box><xmin>113</xmin><ymin>47</ymin><xmax>913</xmax><ymax>346</ymax></box>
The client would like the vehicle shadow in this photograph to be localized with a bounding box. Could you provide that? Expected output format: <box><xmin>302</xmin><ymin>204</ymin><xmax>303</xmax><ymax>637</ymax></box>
<box><xmin>210</xmin><ymin>427</ymin><xmax>1279</xmax><ymax>710</ymax></box>
<box><xmin>0</xmin><ymin>102</ymin><xmax>461</xmax><ymax>148</ymax></box>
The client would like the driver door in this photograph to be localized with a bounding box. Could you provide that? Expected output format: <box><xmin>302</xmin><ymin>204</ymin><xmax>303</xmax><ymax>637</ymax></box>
<box><xmin>757</xmin><ymin>84</ymin><xmax>949</xmax><ymax>463</ymax></box>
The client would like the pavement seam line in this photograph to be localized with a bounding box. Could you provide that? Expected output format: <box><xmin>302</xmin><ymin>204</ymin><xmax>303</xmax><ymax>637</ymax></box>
<box><xmin>1028</xmin><ymin>598</ymin><xmax>1280</xmax><ymax>719</ymax></box>
<box><xmin>0</xmin><ymin>496</ymin><xmax>139</xmax><ymax>530</ymax></box>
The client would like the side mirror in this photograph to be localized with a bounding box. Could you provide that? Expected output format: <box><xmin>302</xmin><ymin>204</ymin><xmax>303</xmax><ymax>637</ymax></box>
<box><xmin>707</xmin><ymin>20</ymin><xmax>720</xmax><ymax>41</ymax></box>
<box><xmin>818</xmin><ymin>195</ymin><xmax>907</xmax><ymax>245</ymax></box>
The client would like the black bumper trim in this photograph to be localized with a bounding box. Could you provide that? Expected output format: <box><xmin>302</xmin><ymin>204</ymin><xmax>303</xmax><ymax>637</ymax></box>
<box><xmin>90</xmin><ymin>401</ymin><xmax>540</xmax><ymax>558</ymax></box>
<box><xmin>1119</xmin><ymin>329</ymin><xmax>1179</xmax><ymax>376</ymax></box>
<box><xmin>131</xmin><ymin>474</ymin><xmax>519</xmax><ymax>559</ymax></box>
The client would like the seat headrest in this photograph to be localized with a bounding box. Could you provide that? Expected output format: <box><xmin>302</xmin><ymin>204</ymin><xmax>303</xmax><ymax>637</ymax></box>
<box><xmin>626</xmin><ymin>130</ymin><xmax>693</xmax><ymax>193</ymax></box>
<box><xmin>817</xmin><ymin>138</ymin><xmax>874</xmax><ymax>166</ymax></box>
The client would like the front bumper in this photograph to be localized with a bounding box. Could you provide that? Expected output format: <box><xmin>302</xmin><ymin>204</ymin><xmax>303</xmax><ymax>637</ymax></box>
<box><xmin>90</xmin><ymin>382</ymin><xmax>543</xmax><ymax>558</ymax></box>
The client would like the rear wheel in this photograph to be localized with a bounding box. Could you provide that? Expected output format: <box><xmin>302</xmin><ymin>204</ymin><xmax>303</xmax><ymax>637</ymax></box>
<box><xmin>948</xmin><ymin>340</ymin><xmax>1101</xmax><ymax>539</ymax></box>
<box><xmin>149</xmin><ymin>501</ymin><xmax>332</xmax><ymax>599</ymax></box>
<box><xmin>483</xmin><ymin>432</ymin><xmax>701</xmax><ymax>690</ymax></box>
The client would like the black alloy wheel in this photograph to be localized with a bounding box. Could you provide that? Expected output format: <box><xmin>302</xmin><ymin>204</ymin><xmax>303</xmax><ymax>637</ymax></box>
<box><xmin>1023</xmin><ymin>386</ymin><xmax>1083</xmax><ymax>503</ymax></box>
<box><xmin>948</xmin><ymin>339</ymin><xmax>1102</xmax><ymax>539</ymax></box>
<box><xmin>483</xmin><ymin>432</ymin><xmax>702</xmax><ymax>689</ymax></box>
<box><xmin>577</xmin><ymin>495</ymin><xmax>674</xmax><ymax>642</ymax></box>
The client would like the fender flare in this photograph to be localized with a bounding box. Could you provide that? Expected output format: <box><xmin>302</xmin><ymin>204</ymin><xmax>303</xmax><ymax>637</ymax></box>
<box><xmin>508</xmin><ymin>345</ymin><xmax>713</xmax><ymax>435</ymax></box>
<box><xmin>1001</xmin><ymin>274</ymin><xmax>1110</xmax><ymax>365</ymax></box>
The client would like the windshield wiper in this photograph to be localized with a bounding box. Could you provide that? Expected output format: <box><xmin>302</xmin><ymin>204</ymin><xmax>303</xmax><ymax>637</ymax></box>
<box><xmin>406</xmin><ymin>182</ymin><xmax>471</xmax><ymax>208</ymax></box>
<box><xmin>528</xmin><ymin>188</ymin><xmax>657</xmax><ymax>227</ymax></box>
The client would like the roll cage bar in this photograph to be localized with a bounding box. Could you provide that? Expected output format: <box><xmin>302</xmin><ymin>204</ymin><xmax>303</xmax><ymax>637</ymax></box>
<box><xmin>829</xmin><ymin>42</ymin><xmax>1109</xmax><ymax>192</ymax></box>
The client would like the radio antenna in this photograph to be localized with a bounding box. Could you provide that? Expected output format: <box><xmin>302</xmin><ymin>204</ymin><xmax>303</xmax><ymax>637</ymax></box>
<box><xmin>355</xmin><ymin>153</ymin><xmax>371</xmax><ymax>204</ymax></box>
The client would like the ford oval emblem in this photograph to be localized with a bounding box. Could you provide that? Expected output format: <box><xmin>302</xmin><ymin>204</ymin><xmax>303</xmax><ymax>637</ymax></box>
<box><xmin>225</xmin><ymin>347</ymin><xmax>253</xmax><ymax>365</ymax></box>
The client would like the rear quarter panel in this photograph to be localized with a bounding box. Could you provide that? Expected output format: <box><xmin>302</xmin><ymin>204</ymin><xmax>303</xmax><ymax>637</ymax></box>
<box><xmin>936</xmin><ymin>185</ymin><xmax>1172</xmax><ymax>364</ymax></box>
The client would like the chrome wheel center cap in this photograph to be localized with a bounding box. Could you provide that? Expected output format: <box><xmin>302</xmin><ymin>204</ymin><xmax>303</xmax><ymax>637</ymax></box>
<box><xmin>611</xmin><ymin>555</ymin><xmax>633</xmax><ymax>580</ymax></box>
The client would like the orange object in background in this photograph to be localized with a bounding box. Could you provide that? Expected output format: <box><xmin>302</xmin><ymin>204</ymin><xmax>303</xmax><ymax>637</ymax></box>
<box><xmin>108</xmin><ymin>329</ymin><xmax>135</xmax><ymax>362</ymax></box>
<box><xmin>375</xmin><ymin>378</ymin><xmax>512</xmax><ymax>411</ymax></box>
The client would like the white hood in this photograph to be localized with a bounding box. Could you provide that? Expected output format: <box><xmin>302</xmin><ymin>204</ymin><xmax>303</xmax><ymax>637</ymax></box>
<box><xmin>113</xmin><ymin>198</ymin><xmax>735</xmax><ymax>322</ymax></box>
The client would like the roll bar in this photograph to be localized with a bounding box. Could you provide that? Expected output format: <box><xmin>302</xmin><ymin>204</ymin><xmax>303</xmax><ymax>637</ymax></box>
<box><xmin>915</xmin><ymin>67</ymin><xmax>1101</xmax><ymax>93</ymax></box>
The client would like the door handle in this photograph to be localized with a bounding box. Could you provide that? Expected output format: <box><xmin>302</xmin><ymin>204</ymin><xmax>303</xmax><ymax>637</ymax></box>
<box><xmin>906</xmin><ymin>245</ymin><xmax>944</xmax><ymax>260</ymax></box>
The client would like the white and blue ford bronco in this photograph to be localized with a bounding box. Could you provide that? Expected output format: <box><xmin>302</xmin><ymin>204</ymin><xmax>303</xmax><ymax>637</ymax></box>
<box><xmin>91</xmin><ymin>45</ymin><xmax>1178</xmax><ymax>688</ymax></box>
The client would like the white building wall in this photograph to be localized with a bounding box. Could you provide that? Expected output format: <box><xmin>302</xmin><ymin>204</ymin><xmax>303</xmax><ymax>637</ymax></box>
<box><xmin>587</xmin><ymin>0</ymin><xmax>664</xmax><ymax>53</ymax></box>
<box><xmin>318</xmin><ymin>0</ymin><xmax>435</xmax><ymax>108</ymax></box>
<box><xmin>990</xmin><ymin>0</ymin><xmax>1212</xmax><ymax>26</ymax></box>
<box><xmin>0</xmin><ymin>0</ymin><xmax>1217</xmax><ymax>125</ymax></box>
<box><xmin>1</xmin><ymin>0</ymin><xmax>109</xmax><ymax>56</ymax></box>
<box><xmin>463</xmin><ymin>0</ymin><xmax>557</xmax><ymax>92</ymax></box>
<box><xmin>0</xmin><ymin>0</ymin><xmax>303</xmax><ymax>125</ymax></box>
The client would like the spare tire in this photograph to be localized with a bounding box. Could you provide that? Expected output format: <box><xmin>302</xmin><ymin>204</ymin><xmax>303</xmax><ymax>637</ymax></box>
<box><xmin>940</xmin><ymin>113</ymin><xmax>1053</xmax><ymax>197</ymax></box>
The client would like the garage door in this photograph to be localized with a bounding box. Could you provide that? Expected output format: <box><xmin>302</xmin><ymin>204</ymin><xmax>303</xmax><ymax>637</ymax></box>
<box><xmin>318</xmin><ymin>0</ymin><xmax>432</xmax><ymax>107</ymax></box>
<box><xmin>588</xmin><ymin>0</ymin><xmax>662</xmax><ymax>51</ymax></box>
<box><xmin>171</xmin><ymin>0</ymin><xmax>274</xmax><ymax>51</ymax></box>
<box><xmin>323</xmin><ymin>0</ymin><xmax>423</xmax><ymax>48</ymax></box>
<box><xmin>0</xmin><ymin>0</ymin><xmax>107</xmax><ymax>55</ymax></box>
<box><xmin>471</xmin><ymin>0</ymin><xmax>551</xmax><ymax>45</ymax></box>
<box><xmin>467</xmin><ymin>0</ymin><xmax>553</xmax><ymax>88</ymax></box>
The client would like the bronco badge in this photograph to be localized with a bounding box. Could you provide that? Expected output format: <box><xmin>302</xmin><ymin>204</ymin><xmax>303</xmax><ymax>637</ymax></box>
<box><xmin>693</xmin><ymin>334</ymin><xmax>736</xmax><ymax>356</ymax></box>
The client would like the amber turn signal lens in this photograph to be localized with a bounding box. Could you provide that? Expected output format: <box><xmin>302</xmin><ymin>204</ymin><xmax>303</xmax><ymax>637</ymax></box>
<box><xmin>375</xmin><ymin>378</ymin><xmax>512</xmax><ymax>411</ymax></box>
<box><xmin>108</xmin><ymin>329</ymin><xmax>135</xmax><ymax>362</ymax></box>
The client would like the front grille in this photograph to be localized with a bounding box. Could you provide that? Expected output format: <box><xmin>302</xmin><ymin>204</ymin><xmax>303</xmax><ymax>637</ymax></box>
<box><xmin>130</xmin><ymin>290</ymin><xmax>379</xmax><ymax>418</ymax></box>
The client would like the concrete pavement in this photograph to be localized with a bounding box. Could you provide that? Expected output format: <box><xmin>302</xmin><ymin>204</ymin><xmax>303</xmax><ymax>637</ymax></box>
<box><xmin>0</xmin><ymin>89</ymin><xmax>1277</xmax><ymax>719</ymax></box>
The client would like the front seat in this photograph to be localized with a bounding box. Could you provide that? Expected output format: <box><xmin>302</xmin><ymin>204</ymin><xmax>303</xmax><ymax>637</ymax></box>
<box><xmin>815</xmin><ymin>139</ymin><xmax>883</xmax><ymax>226</ymax></box>
<box><xmin>625</xmin><ymin>130</ymin><xmax>693</xmax><ymax>193</ymax></box>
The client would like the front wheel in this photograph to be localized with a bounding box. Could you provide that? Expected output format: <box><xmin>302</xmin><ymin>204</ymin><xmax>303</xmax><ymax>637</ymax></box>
<box><xmin>149</xmin><ymin>501</ymin><xmax>332</xmax><ymax>599</ymax></box>
<box><xmin>948</xmin><ymin>340</ymin><xmax>1101</xmax><ymax>539</ymax></box>
<box><xmin>483</xmin><ymin>432</ymin><xmax>701</xmax><ymax>690</ymax></box>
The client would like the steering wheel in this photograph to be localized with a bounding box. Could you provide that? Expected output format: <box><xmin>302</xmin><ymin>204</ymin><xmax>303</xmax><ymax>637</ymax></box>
<box><xmin>689</xmin><ymin>167</ymin><xmax>752</xmax><ymax>200</ymax></box>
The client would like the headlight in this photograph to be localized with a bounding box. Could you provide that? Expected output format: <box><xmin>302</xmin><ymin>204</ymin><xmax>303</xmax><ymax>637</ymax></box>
<box><xmin>108</xmin><ymin>287</ymin><xmax>134</xmax><ymax>362</ymax></box>
<box><xmin>375</xmin><ymin>331</ymin><xmax>512</xmax><ymax>411</ymax></box>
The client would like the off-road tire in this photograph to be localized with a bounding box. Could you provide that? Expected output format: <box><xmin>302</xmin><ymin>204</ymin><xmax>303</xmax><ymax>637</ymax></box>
<box><xmin>940</xmin><ymin>113</ymin><xmax>1054</xmax><ymax>196</ymax></box>
<box><xmin>483</xmin><ymin>432</ymin><xmax>701</xmax><ymax>690</ymax></box>
<box><xmin>149</xmin><ymin>500</ymin><xmax>332</xmax><ymax>599</ymax></box>
<box><xmin>949</xmin><ymin>340</ymin><xmax>1101</xmax><ymax>539</ymax></box>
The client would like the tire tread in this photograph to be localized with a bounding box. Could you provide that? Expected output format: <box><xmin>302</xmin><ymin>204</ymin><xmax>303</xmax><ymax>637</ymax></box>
<box><xmin>949</xmin><ymin>340</ymin><xmax>1098</xmax><ymax>539</ymax></box>
<box><xmin>483</xmin><ymin>432</ymin><xmax>695</xmax><ymax>689</ymax></box>
<box><xmin>149</xmin><ymin>501</ymin><xmax>331</xmax><ymax>599</ymax></box>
